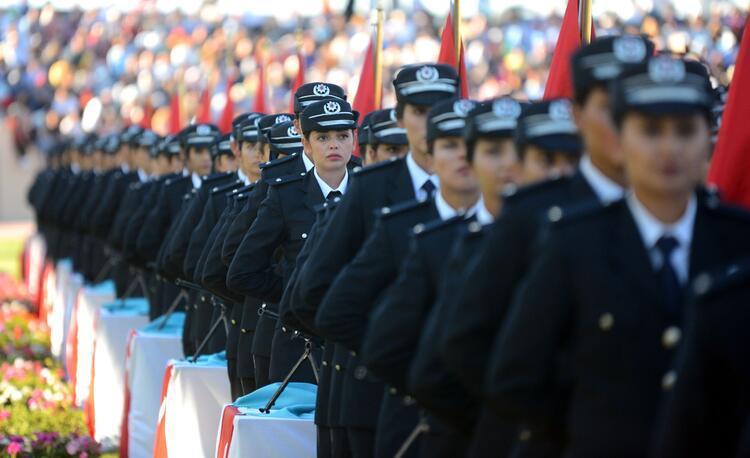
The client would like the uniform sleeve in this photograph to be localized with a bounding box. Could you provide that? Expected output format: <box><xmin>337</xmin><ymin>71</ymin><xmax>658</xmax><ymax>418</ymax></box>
<box><xmin>484</xmin><ymin>228</ymin><xmax>573</xmax><ymax>435</ymax></box>
<box><xmin>440</xmin><ymin>202</ymin><xmax>533</xmax><ymax>397</ymax></box>
<box><xmin>202</xmin><ymin>205</ymin><xmax>238</xmax><ymax>290</ymax></box>
<box><xmin>227</xmin><ymin>186</ymin><xmax>285</xmax><ymax>302</ymax></box>
<box><xmin>360</xmin><ymin>236</ymin><xmax>430</xmax><ymax>391</ymax></box>
<box><xmin>183</xmin><ymin>197</ymin><xmax>218</xmax><ymax>281</ymax></box>
<box><xmin>136</xmin><ymin>186</ymin><xmax>170</xmax><ymax>262</ymax></box>
<box><xmin>315</xmin><ymin>216</ymin><xmax>395</xmax><ymax>352</ymax></box>
<box><xmin>222</xmin><ymin>184</ymin><xmax>266</xmax><ymax>266</ymax></box>
<box><xmin>298</xmin><ymin>176</ymin><xmax>366</xmax><ymax>310</ymax></box>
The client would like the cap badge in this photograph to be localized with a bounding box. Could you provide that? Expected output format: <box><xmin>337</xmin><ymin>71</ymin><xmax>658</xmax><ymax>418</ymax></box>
<box><xmin>313</xmin><ymin>84</ymin><xmax>330</xmax><ymax>96</ymax></box>
<box><xmin>196</xmin><ymin>125</ymin><xmax>211</xmax><ymax>135</ymax></box>
<box><xmin>389</xmin><ymin>109</ymin><xmax>398</xmax><ymax>122</ymax></box>
<box><xmin>649</xmin><ymin>56</ymin><xmax>686</xmax><ymax>83</ymax></box>
<box><xmin>416</xmin><ymin>65</ymin><xmax>439</xmax><ymax>82</ymax></box>
<box><xmin>613</xmin><ymin>36</ymin><xmax>647</xmax><ymax>63</ymax></box>
<box><xmin>493</xmin><ymin>97</ymin><xmax>522</xmax><ymax>119</ymax></box>
<box><xmin>453</xmin><ymin>99</ymin><xmax>475</xmax><ymax>117</ymax></box>
<box><xmin>276</xmin><ymin>114</ymin><xmax>292</xmax><ymax>124</ymax></box>
<box><xmin>324</xmin><ymin>101</ymin><xmax>341</xmax><ymax>114</ymax></box>
<box><xmin>287</xmin><ymin>125</ymin><xmax>299</xmax><ymax>137</ymax></box>
<box><xmin>549</xmin><ymin>99</ymin><xmax>572</xmax><ymax>121</ymax></box>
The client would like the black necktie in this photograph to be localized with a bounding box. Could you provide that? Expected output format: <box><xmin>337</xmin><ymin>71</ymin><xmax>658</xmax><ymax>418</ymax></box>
<box><xmin>421</xmin><ymin>180</ymin><xmax>436</xmax><ymax>199</ymax></box>
<box><xmin>656</xmin><ymin>235</ymin><xmax>683</xmax><ymax>314</ymax></box>
<box><xmin>326</xmin><ymin>190</ymin><xmax>342</xmax><ymax>201</ymax></box>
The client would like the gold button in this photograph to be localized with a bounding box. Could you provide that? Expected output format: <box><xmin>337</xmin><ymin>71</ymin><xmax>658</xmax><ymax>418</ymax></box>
<box><xmin>335</xmin><ymin>364</ymin><xmax>342</xmax><ymax>371</ymax></box>
<box><xmin>231</xmin><ymin>319</ymin><xmax>237</xmax><ymax>325</ymax></box>
<box><xmin>519</xmin><ymin>429</ymin><xmax>532</xmax><ymax>441</ymax></box>
<box><xmin>241</xmin><ymin>329</ymin><xmax>247</xmax><ymax>334</ymax></box>
<box><xmin>662</xmin><ymin>371</ymin><xmax>677</xmax><ymax>390</ymax></box>
<box><xmin>403</xmin><ymin>395</ymin><xmax>415</xmax><ymax>406</ymax></box>
<box><xmin>350</xmin><ymin>350</ymin><xmax>357</xmax><ymax>357</ymax></box>
<box><xmin>547</xmin><ymin>206</ymin><xmax>563</xmax><ymax>223</ymax></box>
<box><xmin>598</xmin><ymin>313</ymin><xmax>614</xmax><ymax>331</ymax></box>
<box><xmin>389</xmin><ymin>387</ymin><xmax>398</xmax><ymax>395</ymax></box>
<box><xmin>662</xmin><ymin>327</ymin><xmax>681</xmax><ymax>349</ymax></box>
<box><xmin>302</xmin><ymin>233</ymin><xmax>308</xmax><ymax>239</ymax></box>
<box><xmin>354</xmin><ymin>366</ymin><xmax>367</xmax><ymax>380</ymax></box>
<box><xmin>322</xmin><ymin>361</ymin><xmax>328</xmax><ymax>367</ymax></box>
<box><xmin>275</xmin><ymin>178</ymin><xmax>282</xmax><ymax>183</ymax></box>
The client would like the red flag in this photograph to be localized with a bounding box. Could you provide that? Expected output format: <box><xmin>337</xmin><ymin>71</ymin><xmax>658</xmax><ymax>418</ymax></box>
<box><xmin>253</xmin><ymin>53</ymin><xmax>268</xmax><ymax>113</ymax></box>
<box><xmin>139</xmin><ymin>101</ymin><xmax>153</xmax><ymax>129</ymax></box>
<box><xmin>352</xmin><ymin>40</ymin><xmax>377</xmax><ymax>119</ymax></box>
<box><xmin>168</xmin><ymin>92</ymin><xmax>182</xmax><ymax>134</ymax></box>
<box><xmin>218</xmin><ymin>78</ymin><xmax>235</xmax><ymax>134</ymax></box>
<box><xmin>543</xmin><ymin>0</ymin><xmax>596</xmax><ymax>99</ymax></box>
<box><xmin>197</xmin><ymin>85</ymin><xmax>213</xmax><ymax>124</ymax></box>
<box><xmin>289</xmin><ymin>51</ymin><xmax>305</xmax><ymax>112</ymax></box>
<box><xmin>708</xmin><ymin>18</ymin><xmax>750</xmax><ymax>208</ymax></box>
<box><xmin>437</xmin><ymin>13</ymin><xmax>470</xmax><ymax>97</ymax></box>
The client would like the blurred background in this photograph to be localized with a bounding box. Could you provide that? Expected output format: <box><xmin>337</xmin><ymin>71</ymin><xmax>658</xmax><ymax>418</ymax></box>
<box><xmin>0</xmin><ymin>0</ymin><xmax>747</xmax><ymax>266</ymax></box>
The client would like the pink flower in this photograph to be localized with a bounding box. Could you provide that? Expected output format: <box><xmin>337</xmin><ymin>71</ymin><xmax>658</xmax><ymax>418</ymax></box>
<box><xmin>6</xmin><ymin>441</ymin><xmax>22</xmax><ymax>455</ymax></box>
<box><xmin>80</xmin><ymin>453</ymin><xmax>88</xmax><ymax>458</ymax></box>
<box><xmin>0</xmin><ymin>410</ymin><xmax>10</xmax><ymax>421</ymax></box>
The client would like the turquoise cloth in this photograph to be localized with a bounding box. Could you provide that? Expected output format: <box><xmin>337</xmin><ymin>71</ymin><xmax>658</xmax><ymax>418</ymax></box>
<box><xmin>234</xmin><ymin>382</ymin><xmax>316</xmax><ymax>419</ymax></box>
<box><xmin>140</xmin><ymin>312</ymin><xmax>185</xmax><ymax>336</ymax></box>
<box><xmin>176</xmin><ymin>351</ymin><xmax>228</xmax><ymax>368</ymax></box>
<box><xmin>101</xmin><ymin>298</ymin><xmax>149</xmax><ymax>316</ymax></box>
<box><xmin>84</xmin><ymin>280</ymin><xmax>116</xmax><ymax>295</ymax></box>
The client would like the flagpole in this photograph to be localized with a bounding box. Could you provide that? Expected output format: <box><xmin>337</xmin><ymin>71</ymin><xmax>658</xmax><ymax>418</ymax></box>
<box><xmin>374</xmin><ymin>0</ymin><xmax>384</xmax><ymax>109</ymax></box>
<box><xmin>452</xmin><ymin>0</ymin><xmax>461</xmax><ymax>67</ymax></box>
<box><xmin>580</xmin><ymin>0</ymin><xmax>593</xmax><ymax>44</ymax></box>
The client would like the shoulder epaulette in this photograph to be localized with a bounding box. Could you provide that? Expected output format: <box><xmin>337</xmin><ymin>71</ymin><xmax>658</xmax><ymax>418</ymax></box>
<box><xmin>164</xmin><ymin>175</ymin><xmax>190</xmax><ymax>187</ymax></box>
<box><xmin>352</xmin><ymin>156</ymin><xmax>403</xmax><ymax>177</ymax></box>
<box><xmin>701</xmin><ymin>198</ymin><xmax>750</xmax><ymax>223</ymax></box>
<box><xmin>412</xmin><ymin>215</ymin><xmax>464</xmax><ymax>237</ymax></box>
<box><xmin>692</xmin><ymin>258</ymin><xmax>750</xmax><ymax>299</ymax></box>
<box><xmin>226</xmin><ymin>183</ymin><xmax>255</xmax><ymax>197</ymax></box>
<box><xmin>379</xmin><ymin>198</ymin><xmax>430</xmax><ymax>219</ymax></box>
<box><xmin>260</xmin><ymin>153</ymin><xmax>299</xmax><ymax>170</ymax></box>
<box><xmin>547</xmin><ymin>199</ymin><xmax>616</xmax><ymax>226</ymax></box>
<box><xmin>202</xmin><ymin>171</ymin><xmax>236</xmax><ymax>186</ymax></box>
<box><xmin>268</xmin><ymin>172</ymin><xmax>306</xmax><ymax>187</ymax></box>
<box><xmin>211</xmin><ymin>179</ymin><xmax>243</xmax><ymax>195</ymax></box>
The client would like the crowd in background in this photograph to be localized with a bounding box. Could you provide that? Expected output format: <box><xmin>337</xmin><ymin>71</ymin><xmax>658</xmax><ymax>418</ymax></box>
<box><xmin>0</xmin><ymin>0</ymin><xmax>746</xmax><ymax>158</ymax></box>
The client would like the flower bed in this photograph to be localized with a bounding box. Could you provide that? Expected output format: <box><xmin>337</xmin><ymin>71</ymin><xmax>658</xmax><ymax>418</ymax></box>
<box><xmin>0</xmin><ymin>286</ymin><xmax>101</xmax><ymax>458</ymax></box>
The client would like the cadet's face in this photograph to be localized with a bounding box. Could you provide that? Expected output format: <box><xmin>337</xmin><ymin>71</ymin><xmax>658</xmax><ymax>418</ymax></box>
<box><xmin>137</xmin><ymin>147</ymin><xmax>151</xmax><ymax>170</ymax></box>
<box><xmin>304</xmin><ymin>129</ymin><xmax>354</xmax><ymax>173</ymax></box>
<box><xmin>168</xmin><ymin>155</ymin><xmax>184</xmax><ymax>173</ymax></box>
<box><xmin>254</xmin><ymin>142</ymin><xmax>271</xmax><ymax>164</ymax></box>
<box><xmin>215</xmin><ymin>154</ymin><xmax>238</xmax><ymax>173</ymax></box>
<box><xmin>187</xmin><ymin>147</ymin><xmax>213</xmax><ymax>176</ymax></box>
<box><xmin>574</xmin><ymin>88</ymin><xmax>623</xmax><ymax>174</ymax></box>
<box><xmin>620</xmin><ymin>112</ymin><xmax>710</xmax><ymax>198</ymax></box>
<box><xmin>399</xmin><ymin>104</ymin><xmax>430</xmax><ymax>156</ymax></box>
<box><xmin>240</xmin><ymin>141</ymin><xmax>262</xmax><ymax>179</ymax></box>
<box><xmin>521</xmin><ymin>145</ymin><xmax>578</xmax><ymax>184</ymax></box>
<box><xmin>156</xmin><ymin>156</ymin><xmax>171</xmax><ymax>175</ymax></box>
<box><xmin>473</xmin><ymin>138</ymin><xmax>521</xmax><ymax>197</ymax></box>
<box><xmin>433</xmin><ymin>136</ymin><xmax>477</xmax><ymax>193</ymax></box>
<box><xmin>374</xmin><ymin>143</ymin><xmax>409</xmax><ymax>163</ymax></box>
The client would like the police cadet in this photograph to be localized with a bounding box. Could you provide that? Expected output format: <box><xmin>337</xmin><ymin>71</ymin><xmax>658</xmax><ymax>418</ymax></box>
<box><xmin>406</xmin><ymin>96</ymin><xmax>523</xmax><ymax>456</ymax></box>
<box><xmin>229</xmin><ymin>98</ymin><xmax>356</xmax><ymax>386</ymax></box>
<box><xmin>366</xmin><ymin>108</ymin><xmax>410</xmax><ymax>163</ymax></box>
<box><xmin>653</xmin><ymin>258</ymin><xmax>750</xmax><ymax>457</ymax></box>
<box><xmin>357</xmin><ymin>111</ymin><xmax>375</xmax><ymax>164</ymax></box>
<box><xmin>231</xmin><ymin>112</ymin><xmax>264</xmax><ymax>185</ymax></box>
<box><xmin>485</xmin><ymin>54</ymin><xmax>750</xmax><ymax>457</ymax></box>
<box><xmin>439</xmin><ymin>35</ymin><xmax>653</xmax><ymax>455</ymax></box>
<box><xmin>297</xmin><ymin>63</ymin><xmax>458</xmax><ymax>458</ymax></box>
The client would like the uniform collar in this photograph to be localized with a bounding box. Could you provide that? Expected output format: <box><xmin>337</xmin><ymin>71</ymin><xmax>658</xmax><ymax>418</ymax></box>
<box><xmin>626</xmin><ymin>192</ymin><xmax>696</xmax><ymax>256</ymax></box>
<box><xmin>237</xmin><ymin>168</ymin><xmax>251</xmax><ymax>185</ymax></box>
<box><xmin>137</xmin><ymin>168</ymin><xmax>150</xmax><ymax>183</ymax></box>
<box><xmin>71</xmin><ymin>163</ymin><xmax>81</xmax><ymax>175</ymax></box>
<box><xmin>406</xmin><ymin>152</ymin><xmax>439</xmax><ymax>201</ymax></box>
<box><xmin>435</xmin><ymin>191</ymin><xmax>484</xmax><ymax>222</ymax></box>
<box><xmin>302</xmin><ymin>152</ymin><xmax>315</xmax><ymax>172</ymax></box>
<box><xmin>579</xmin><ymin>155</ymin><xmax>626</xmax><ymax>205</ymax></box>
<box><xmin>313</xmin><ymin>168</ymin><xmax>348</xmax><ymax>197</ymax></box>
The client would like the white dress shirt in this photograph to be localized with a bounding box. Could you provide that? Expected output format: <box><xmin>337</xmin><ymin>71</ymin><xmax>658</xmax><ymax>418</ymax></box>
<box><xmin>627</xmin><ymin>192</ymin><xmax>697</xmax><ymax>284</ymax></box>
<box><xmin>434</xmin><ymin>192</ymin><xmax>490</xmax><ymax>224</ymax></box>
<box><xmin>302</xmin><ymin>152</ymin><xmax>315</xmax><ymax>172</ymax></box>
<box><xmin>191</xmin><ymin>172</ymin><xmax>203</xmax><ymax>189</ymax></box>
<box><xmin>137</xmin><ymin>168</ymin><xmax>150</xmax><ymax>183</ymax></box>
<box><xmin>121</xmin><ymin>163</ymin><xmax>130</xmax><ymax>174</ymax></box>
<box><xmin>71</xmin><ymin>163</ymin><xmax>81</xmax><ymax>175</ymax></box>
<box><xmin>579</xmin><ymin>155</ymin><xmax>626</xmax><ymax>205</ymax></box>
<box><xmin>237</xmin><ymin>168</ymin><xmax>251</xmax><ymax>185</ymax></box>
<box><xmin>314</xmin><ymin>168</ymin><xmax>349</xmax><ymax>198</ymax></box>
<box><xmin>406</xmin><ymin>153</ymin><xmax>439</xmax><ymax>202</ymax></box>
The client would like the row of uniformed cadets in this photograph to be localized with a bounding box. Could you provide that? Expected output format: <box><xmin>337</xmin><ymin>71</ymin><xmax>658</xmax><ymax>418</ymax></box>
<box><xmin>27</xmin><ymin>31</ymin><xmax>750</xmax><ymax>457</ymax></box>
